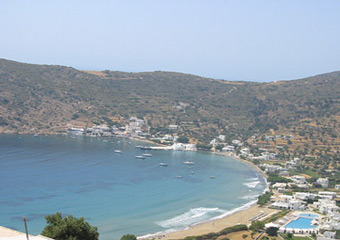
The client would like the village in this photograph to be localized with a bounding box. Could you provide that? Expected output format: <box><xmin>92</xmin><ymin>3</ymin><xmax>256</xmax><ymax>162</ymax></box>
<box><xmin>65</xmin><ymin>118</ymin><xmax>340</xmax><ymax>239</ymax></box>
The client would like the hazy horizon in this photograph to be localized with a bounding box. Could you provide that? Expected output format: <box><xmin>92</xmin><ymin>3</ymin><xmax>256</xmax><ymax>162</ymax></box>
<box><xmin>1</xmin><ymin>0</ymin><xmax>340</xmax><ymax>82</ymax></box>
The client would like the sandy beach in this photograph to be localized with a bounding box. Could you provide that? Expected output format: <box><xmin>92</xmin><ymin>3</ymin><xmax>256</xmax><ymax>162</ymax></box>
<box><xmin>141</xmin><ymin>205</ymin><xmax>277</xmax><ymax>240</ymax></box>
<box><xmin>138</xmin><ymin>151</ymin><xmax>272</xmax><ymax>240</ymax></box>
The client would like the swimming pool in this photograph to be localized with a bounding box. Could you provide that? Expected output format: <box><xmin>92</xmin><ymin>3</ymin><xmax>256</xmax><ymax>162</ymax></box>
<box><xmin>300</xmin><ymin>213</ymin><xmax>319</xmax><ymax>218</ymax></box>
<box><xmin>285</xmin><ymin>217</ymin><xmax>317</xmax><ymax>229</ymax></box>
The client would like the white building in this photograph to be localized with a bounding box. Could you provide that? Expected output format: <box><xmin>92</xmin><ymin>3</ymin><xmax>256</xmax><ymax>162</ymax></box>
<box><xmin>210</xmin><ymin>139</ymin><xmax>218</xmax><ymax>147</ymax></box>
<box><xmin>163</xmin><ymin>134</ymin><xmax>174</xmax><ymax>141</ymax></box>
<box><xmin>169</xmin><ymin>124</ymin><xmax>179</xmax><ymax>130</ymax></box>
<box><xmin>218</xmin><ymin>135</ymin><xmax>226</xmax><ymax>141</ymax></box>
<box><xmin>314</xmin><ymin>199</ymin><xmax>340</xmax><ymax>214</ymax></box>
<box><xmin>291</xmin><ymin>175</ymin><xmax>307</xmax><ymax>184</ymax></box>
<box><xmin>316</xmin><ymin>178</ymin><xmax>329</xmax><ymax>188</ymax></box>
<box><xmin>232</xmin><ymin>139</ymin><xmax>242</xmax><ymax>146</ymax></box>
<box><xmin>172</xmin><ymin>143</ymin><xmax>196</xmax><ymax>151</ymax></box>
<box><xmin>240</xmin><ymin>148</ymin><xmax>250</xmax><ymax>157</ymax></box>
<box><xmin>317</xmin><ymin>231</ymin><xmax>336</xmax><ymax>240</ymax></box>
<box><xmin>222</xmin><ymin>145</ymin><xmax>235</xmax><ymax>152</ymax></box>
<box><xmin>318</xmin><ymin>191</ymin><xmax>337</xmax><ymax>200</ymax></box>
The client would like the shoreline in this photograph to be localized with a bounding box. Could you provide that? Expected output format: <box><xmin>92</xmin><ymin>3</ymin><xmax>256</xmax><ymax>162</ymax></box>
<box><xmin>137</xmin><ymin>151</ymin><xmax>270</xmax><ymax>240</ymax></box>
<box><xmin>1</xmin><ymin>133</ymin><xmax>270</xmax><ymax>240</ymax></box>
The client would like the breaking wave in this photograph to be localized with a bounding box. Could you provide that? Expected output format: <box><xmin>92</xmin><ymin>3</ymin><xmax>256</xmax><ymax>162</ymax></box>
<box><xmin>243</xmin><ymin>181</ymin><xmax>260</xmax><ymax>188</ymax></box>
<box><xmin>156</xmin><ymin>207</ymin><xmax>225</xmax><ymax>229</ymax></box>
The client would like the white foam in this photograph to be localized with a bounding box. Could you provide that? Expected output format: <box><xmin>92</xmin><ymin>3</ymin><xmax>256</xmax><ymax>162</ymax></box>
<box><xmin>239</xmin><ymin>193</ymin><xmax>260</xmax><ymax>200</ymax></box>
<box><xmin>243</xmin><ymin>181</ymin><xmax>260</xmax><ymax>188</ymax></box>
<box><xmin>211</xmin><ymin>199</ymin><xmax>257</xmax><ymax>220</ymax></box>
<box><xmin>156</xmin><ymin>207</ymin><xmax>225</xmax><ymax>229</ymax></box>
<box><xmin>247</xmin><ymin>177</ymin><xmax>259</xmax><ymax>181</ymax></box>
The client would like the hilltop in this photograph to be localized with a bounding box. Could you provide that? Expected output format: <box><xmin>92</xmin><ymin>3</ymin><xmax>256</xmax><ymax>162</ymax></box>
<box><xmin>0</xmin><ymin>59</ymin><xmax>339</xmax><ymax>158</ymax></box>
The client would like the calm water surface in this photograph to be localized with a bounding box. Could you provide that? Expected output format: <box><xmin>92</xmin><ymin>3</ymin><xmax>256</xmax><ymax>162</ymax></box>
<box><xmin>0</xmin><ymin>135</ymin><xmax>266</xmax><ymax>239</ymax></box>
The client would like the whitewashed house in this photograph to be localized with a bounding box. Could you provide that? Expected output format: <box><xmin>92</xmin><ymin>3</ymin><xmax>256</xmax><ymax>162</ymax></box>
<box><xmin>218</xmin><ymin>135</ymin><xmax>226</xmax><ymax>141</ymax></box>
<box><xmin>316</xmin><ymin>178</ymin><xmax>329</xmax><ymax>188</ymax></box>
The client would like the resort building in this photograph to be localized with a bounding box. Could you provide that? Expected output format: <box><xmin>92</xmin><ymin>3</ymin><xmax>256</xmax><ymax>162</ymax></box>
<box><xmin>318</xmin><ymin>191</ymin><xmax>337</xmax><ymax>200</ymax></box>
<box><xmin>317</xmin><ymin>231</ymin><xmax>336</xmax><ymax>240</ymax></box>
<box><xmin>313</xmin><ymin>199</ymin><xmax>340</xmax><ymax>214</ymax></box>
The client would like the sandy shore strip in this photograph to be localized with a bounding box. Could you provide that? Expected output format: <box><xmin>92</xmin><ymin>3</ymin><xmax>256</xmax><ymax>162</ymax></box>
<box><xmin>139</xmin><ymin>205</ymin><xmax>277</xmax><ymax>240</ymax></box>
<box><xmin>138</xmin><ymin>152</ymin><xmax>271</xmax><ymax>240</ymax></box>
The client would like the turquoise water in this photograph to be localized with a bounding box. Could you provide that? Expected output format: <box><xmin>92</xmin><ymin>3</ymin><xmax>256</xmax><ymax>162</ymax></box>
<box><xmin>285</xmin><ymin>217</ymin><xmax>316</xmax><ymax>229</ymax></box>
<box><xmin>0</xmin><ymin>134</ymin><xmax>266</xmax><ymax>239</ymax></box>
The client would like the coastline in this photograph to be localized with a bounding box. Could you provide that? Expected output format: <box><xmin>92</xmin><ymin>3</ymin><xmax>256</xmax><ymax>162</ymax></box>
<box><xmin>138</xmin><ymin>151</ymin><xmax>270</xmax><ymax>240</ymax></box>
<box><xmin>1</xmin><ymin>133</ymin><xmax>270</xmax><ymax>240</ymax></box>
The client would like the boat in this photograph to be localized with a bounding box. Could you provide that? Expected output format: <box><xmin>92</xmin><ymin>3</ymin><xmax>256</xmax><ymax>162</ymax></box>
<box><xmin>159</xmin><ymin>162</ymin><xmax>168</xmax><ymax>167</ymax></box>
<box><xmin>33</xmin><ymin>133</ymin><xmax>39</xmax><ymax>137</ymax></box>
<box><xmin>210</xmin><ymin>176</ymin><xmax>216</xmax><ymax>179</ymax></box>
<box><xmin>114</xmin><ymin>150</ymin><xmax>122</xmax><ymax>154</ymax></box>
<box><xmin>135</xmin><ymin>156</ymin><xmax>145</xmax><ymax>159</ymax></box>
<box><xmin>190</xmin><ymin>171</ymin><xmax>195</xmax><ymax>174</ymax></box>
<box><xmin>143</xmin><ymin>153</ymin><xmax>152</xmax><ymax>157</ymax></box>
<box><xmin>176</xmin><ymin>176</ymin><xmax>183</xmax><ymax>179</ymax></box>
<box><xmin>135</xmin><ymin>146</ymin><xmax>143</xmax><ymax>148</ymax></box>
<box><xmin>140</xmin><ymin>146</ymin><xmax>152</xmax><ymax>150</ymax></box>
<box><xmin>183</xmin><ymin>161</ymin><xmax>195</xmax><ymax>165</ymax></box>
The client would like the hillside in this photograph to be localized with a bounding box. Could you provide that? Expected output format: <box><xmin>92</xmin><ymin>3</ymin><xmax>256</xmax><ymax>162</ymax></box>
<box><xmin>0</xmin><ymin>59</ymin><xmax>340</xmax><ymax>156</ymax></box>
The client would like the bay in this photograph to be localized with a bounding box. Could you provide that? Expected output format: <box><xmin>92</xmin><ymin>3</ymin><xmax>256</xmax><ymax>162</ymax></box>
<box><xmin>0</xmin><ymin>135</ymin><xmax>266</xmax><ymax>239</ymax></box>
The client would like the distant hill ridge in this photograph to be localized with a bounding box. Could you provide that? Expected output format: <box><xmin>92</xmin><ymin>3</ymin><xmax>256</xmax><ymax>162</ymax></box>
<box><xmin>0</xmin><ymin>58</ymin><xmax>339</xmax><ymax>143</ymax></box>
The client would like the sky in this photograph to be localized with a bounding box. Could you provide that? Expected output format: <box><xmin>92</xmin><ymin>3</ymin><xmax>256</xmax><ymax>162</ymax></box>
<box><xmin>1</xmin><ymin>0</ymin><xmax>340</xmax><ymax>82</ymax></box>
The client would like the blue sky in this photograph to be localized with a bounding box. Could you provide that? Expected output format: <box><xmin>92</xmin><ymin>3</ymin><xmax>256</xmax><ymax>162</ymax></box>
<box><xmin>1</xmin><ymin>0</ymin><xmax>340</xmax><ymax>82</ymax></box>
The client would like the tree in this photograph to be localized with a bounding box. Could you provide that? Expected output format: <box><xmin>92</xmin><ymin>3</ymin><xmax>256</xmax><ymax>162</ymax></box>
<box><xmin>242</xmin><ymin>234</ymin><xmax>248</xmax><ymax>239</ymax></box>
<box><xmin>120</xmin><ymin>234</ymin><xmax>137</xmax><ymax>240</ymax></box>
<box><xmin>266</xmin><ymin>227</ymin><xmax>278</xmax><ymax>236</ymax></box>
<box><xmin>196</xmin><ymin>143</ymin><xmax>212</xmax><ymax>151</ymax></box>
<box><xmin>249</xmin><ymin>220</ymin><xmax>264</xmax><ymax>232</ymax></box>
<box><xmin>177</xmin><ymin>136</ymin><xmax>189</xmax><ymax>143</ymax></box>
<box><xmin>215</xmin><ymin>144</ymin><xmax>223</xmax><ymax>151</ymax></box>
<box><xmin>287</xmin><ymin>233</ymin><xmax>293</xmax><ymax>239</ymax></box>
<box><xmin>41</xmin><ymin>212</ymin><xmax>99</xmax><ymax>240</ymax></box>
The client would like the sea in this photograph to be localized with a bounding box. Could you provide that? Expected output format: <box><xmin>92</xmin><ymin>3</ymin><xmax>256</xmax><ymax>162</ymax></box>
<box><xmin>0</xmin><ymin>134</ymin><xmax>267</xmax><ymax>240</ymax></box>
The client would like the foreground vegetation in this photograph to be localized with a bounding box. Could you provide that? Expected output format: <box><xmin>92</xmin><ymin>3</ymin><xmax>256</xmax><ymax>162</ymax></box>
<box><xmin>41</xmin><ymin>212</ymin><xmax>99</xmax><ymax>240</ymax></box>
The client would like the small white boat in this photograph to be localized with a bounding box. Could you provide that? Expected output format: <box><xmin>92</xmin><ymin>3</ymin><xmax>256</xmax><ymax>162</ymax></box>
<box><xmin>176</xmin><ymin>176</ymin><xmax>183</xmax><ymax>179</ymax></box>
<box><xmin>143</xmin><ymin>153</ymin><xmax>152</xmax><ymax>157</ymax></box>
<box><xmin>136</xmin><ymin>156</ymin><xmax>145</xmax><ymax>159</ymax></box>
<box><xmin>210</xmin><ymin>176</ymin><xmax>216</xmax><ymax>179</ymax></box>
<box><xmin>114</xmin><ymin>150</ymin><xmax>122</xmax><ymax>154</ymax></box>
<box><xmin>159</xmin><ymin>162</ymin><xmax>168</xmax><ymax>167</ymax></box>
<box><xmin>183</xmin><ymin>161</ymin><xmax>195</xmax><ymax>165</ymax></box>
<box><xmin>190</xmin><ymin>171</ymin><xmax>195</xmax><ymax>174</ymax></box>
<box><xmin>33</xmin><ymin>133</ymin><xmax>39</xmax><ymax>137</ymax></box>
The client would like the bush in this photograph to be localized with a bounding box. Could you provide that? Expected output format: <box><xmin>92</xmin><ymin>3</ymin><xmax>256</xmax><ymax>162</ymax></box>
<box><xmin>121</xmin><ymin>234</ymin><xmax>137</xmax><ymax>240</ymax></box>
<box><xmin>257</xmin><ymin>192</ymin><xmax>273</xmax><ymax>206</ymax></box>
<box><xmin>249</xmin><ymin>221</ymin><xmax>264</xmax><ymax>232</ymax></box>
<box><xmin>41</xmin><ymin>212</ymin><xmax>99</xmax><ymax>240</ymax></box>
<box><xmin>266</xmin><ymin>227</ymin><xmax>278</xmax><ymax>236</ymax></box>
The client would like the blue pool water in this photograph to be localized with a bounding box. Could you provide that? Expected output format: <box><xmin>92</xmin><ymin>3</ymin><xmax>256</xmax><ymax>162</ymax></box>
<box><xmin>285</xmin><ymin>217</ymin><xmax>316</xmax><ymax>229</ymax></box>
<box><xmin>0</xmin><ymin>134</ymin><xmax>267</xmax><ymax>239</ymax></box>
<box><xmin>300</xmin><ymin>213</ymin><xmax>319</xmax><ymax>218</ymax></box>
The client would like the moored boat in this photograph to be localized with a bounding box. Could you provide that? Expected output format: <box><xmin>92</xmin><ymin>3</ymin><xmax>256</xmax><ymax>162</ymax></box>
<box><xmin>183</xmin><ymin>161</ymin><xmax>195</xmax><ymax>165</ymax></box>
